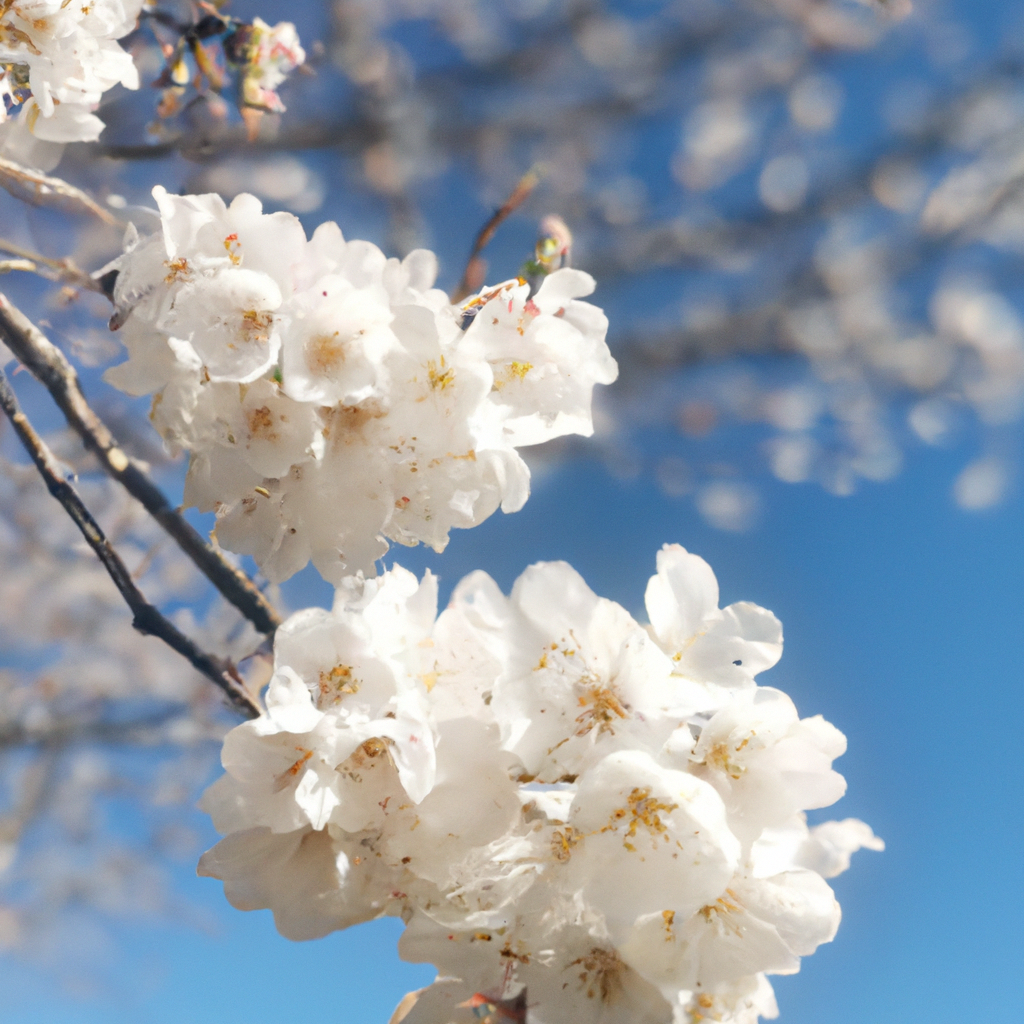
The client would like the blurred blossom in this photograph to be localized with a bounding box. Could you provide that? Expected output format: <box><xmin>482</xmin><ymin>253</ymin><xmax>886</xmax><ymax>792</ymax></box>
<box><xmin>676</xmin><ymin>100</ymin><xmax>756</xmax><ymax>191</ymax></box>
<box><xmin>819</xmin><ymin>457</ymin><xmax>857</xmax><ymax>497</ymax></box>
<box><xmin>871</xmin><ymin>159</ymin><xmax>929</xmax><ymax>213</ymax></box>
<box><xmin>681</xmin><ymin>294</ymin><xmax>729</xmax><ymax>334</ymax></box>
<box><xmin>708</xmin><ymin>25</ymin><xmax>802</xmax><ymax>93</ymax></box>
<box><xmin>785</xmin><ymin>303</ymin><xmax>849</xmax><ymax>359</ymax></box>
<box><xmin>908</xmin><ymin>398</ymin><xmax>954</xmax><ymax>445</ymax></box>
<box><xmin>950</xmin><ymin>88</ymin><xmax>1024</xmax><ymax>149</ymax></box>
<box><xmin>921</xmin><ymin>148</ymin><xmax>1024</xmax><ymax>235</ymax></box>
<box><xmin>932</xmin><ymin>284</ymin><xmax>1024</xmax><ymax>358</ymax></box>
<box><xmin>764</xmin><ymin>386</ymin><xmax>823</xmax><ymax>431</ymax></box>
<box><xmin>924</xmin><ymin>18</ymin><xmax>974</xmax><ymax>68</ymax></box>
<box><xmin>768</xmin><ymin>433</ymin><xmax>818</xmax><ymax>483</ymax></box>
<box><xmin>849</xmin><ymin>431</ymin><xmax>902</xmax><ymax>482</ymax></box>
<box><xmin>202</xmin><ymin>158</ymin><xmax>326</xmax><ymax>213</ymax></box>
<box><xmin>0</xmin><ymin>905</ymin><xmax>18</xmax><ymax>949</ymax></box>
<box><xmin>575</xmin><ymin>15</ymin><xmax>639</xmax><ymax>70</ymax></box>
<box><xmin>797</xmin><ymin>5</ymin><xmax>879</xmax><ymax>50</ymax></box>
<box><xmin>867</xmin><ymin>335</ymin><xmax>953</xmax><ymax>391</ymax></box>
<box><xmin>696</xmin><ymin>479</ymin><xmax>759</xmax><ymax>530</ymax></box>
<box><xmin>953</xmin><ymin>456</ymin><xmax>1010</xmax><ymax>509</ymax></box>
<box><xmin>69</xmin><ymin>331</ymin><xmax>121</xmax><ymax>369</ymax></box>
<box><xmin>759</xmin><ymin>154</ymin><xmax>810</xmax><ymax>212</ymax></box>
<box><xmin>789</xmin><ymin>74</ymin><xmax>845</xmax><ymax>131</ymax></box>
<box><xmin>816</xmin><ymin>220</ymin><xmax>888</xmax><ymax>293</ymax></box>
<box><xmin>597</xmin><ymin>176</ymin><xmax>648</xmax><ymax>226</ymax></box>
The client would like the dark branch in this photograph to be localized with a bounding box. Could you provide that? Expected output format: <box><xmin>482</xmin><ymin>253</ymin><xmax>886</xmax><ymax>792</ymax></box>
<box><xmin>0</xmin><ymin>293</ymin><xmax>281</xmax><ymax>636</ymax></box>
<box><xmin>451</xmin><ymin>167</ymin><xmax>543</xmax><ymax>303</ymax></box>
<box><xmin>91</xmin><ymin>113</ymin><xmax>381</xmax><ymax>162</ymax></box>
<box><xmin>0</xmin><ymin>367</ymin><xmax>260</xmax><ymax>719</ymax></box>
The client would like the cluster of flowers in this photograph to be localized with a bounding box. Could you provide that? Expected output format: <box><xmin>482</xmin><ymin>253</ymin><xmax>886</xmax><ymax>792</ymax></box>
<box><xmin>226</xmin><ymin>16</ymin><xmax>304</xmax><ymax>115</ymax></box>
<box><xmin>106</xmin><ymin>187</ymin><xmax>617</xmax><ymax>584</ymax></box>
<box><xmin>0</xmin><ymin>0</ymin><xmax>142</xmax><ymax>156</ymax></box>
<box><xmin>152</xmin><ymin>14</ymin><xmax>304</xmax><ymax>130</ymax></box>
<box><xmin>199</xmin><ymin>544</ymin><xmax>882</xmax><ymax>1024</ymax></box>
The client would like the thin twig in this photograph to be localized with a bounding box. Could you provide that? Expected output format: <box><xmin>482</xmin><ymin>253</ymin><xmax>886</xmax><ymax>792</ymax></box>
<box><xmin>0</xmin><ymin>157</ymin><xmax>122</xmax><ymax>227</ymax></box>
<box><xmin>0</xmin><ymin>237</ymin><xmax>104</xmax><ymax>293</ymax></box>
<box><xmin>0</xmin><ymin>259</ymin><xmax>36</xmax><ymax>275</ymax></box>
<box><xmin>0</xmin><ymin>751</ymin><xmax>57</xmax><ymax>851</ymax></box>
<box><xmin>451</xmin><ymin>166</ymin><xmax>543</xmax><ymax>304</ymax></box>
<box><xmin>0</xmin><ymin>367</ymin><xmax>260</xmax><ymax>719</ymax></box>
<box><xmin>0</xmin><ymin>292</ymin><xmax>282</xmax><ymax>636</ymax></box>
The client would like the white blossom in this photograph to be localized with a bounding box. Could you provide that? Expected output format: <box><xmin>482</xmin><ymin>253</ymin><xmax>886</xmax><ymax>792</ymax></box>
<box><xmin>233</xmin><ymin>17</ymin><xmax>306</xmax><ymax>114</ymax></box>
<box><xmin>645</xmin><ymin>544</ymin><xmax>783</xmax><ymax>694</ymax></box>
<box><xmin>675</xmin><ymin>973</ymin><xmax>779</xmax><ymax>1024</ymax></box>
<box><xmin>107</xmin><ymin>188</ymin><xmax>618</xmax><ymax>583</ymax></box>
<box><xmin>0</xmin><ymin>0</ymin><xmax>143</xmax><ymax>159</ymax></box>
<box><xmin>751</xmin><ymin>814</ymin><xmax>885</xmax><ymax>880</ymax></box>
<box><xmin>675</xmin><ymin>687</ymin><xmax>848</xmax><ymax>848</ymax></box>
<box><xmin>200</xmin><ymin>548</ymin><xmax>880</xmax><ymax>1024</ymax></box>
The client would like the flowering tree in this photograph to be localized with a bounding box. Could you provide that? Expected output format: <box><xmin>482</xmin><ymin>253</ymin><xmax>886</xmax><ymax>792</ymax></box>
<box><xmin>17</xmin><ymin>0</ymin><xmax>1023</xmax><ymax>1016</ymax></box>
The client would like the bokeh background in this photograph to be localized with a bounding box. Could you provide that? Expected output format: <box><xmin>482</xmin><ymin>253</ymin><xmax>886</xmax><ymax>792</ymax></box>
<box><xmin>1</xmin><ymin>0</ymin><xmax>1022</xmax><ymax>1021</ymax></box>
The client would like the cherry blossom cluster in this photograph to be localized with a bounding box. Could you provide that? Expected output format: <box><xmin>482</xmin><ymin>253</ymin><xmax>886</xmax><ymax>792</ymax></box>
<box><xmin>227</xmin><ymin>17</ymin><xmax>305</xmax><ymax>115</ymax></box>
<box><xmin>151</xmin><ymin>14</ymin><xmax>304</xmax><ymax>131</ymax></box>
<box><xmin>0</xmin><ymin>0</ymin><xmax>142</xmax><ymax>156</ymax></box>
<box><xmin>106</xmin><ymin>187</ymin><xmax>617</xmax><ymax>584</ymax></box>
<box><xmin>199</xmin><ymin>545</ymin><xmax>881</xmax><ymax>1024</ymax></box>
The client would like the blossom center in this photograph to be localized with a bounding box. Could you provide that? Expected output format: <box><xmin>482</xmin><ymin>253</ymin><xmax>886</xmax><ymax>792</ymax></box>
<box><xmin>239</xmin><ymin>309</ymin><xmax>274</xmax><ymax>345</ymax></box>
<box><xmin>567</xmin><ymin>947</ymin><xmax>626</xmax><ymax>1003</ymax></box>
<box><xmin>698</xmin><ymin>889</ymin><xmax>743</xmax><ymax>935</ymax></box>
<box><xmin>575</xmin><ymin>683</ymin><xmax>628</xmax><ymax>736</ymax></box>
<box><xmin>317</xmin><ymin>663</ymin><xmax>359</xmax><ymax>704</ymax></box>
<box><xmin>246</xmin><ymin>405</ymin><xmax>277</xmax><ymax>440</ymax></box>
<box><xmin>602</xmin><ymin>786</ymin><xmax>678</xmax><ymax>851</ymax></box>
<box><xmin>551</xmin><ymin>825</ymin><xmax>583</xmax><ymax>863</ymax></box>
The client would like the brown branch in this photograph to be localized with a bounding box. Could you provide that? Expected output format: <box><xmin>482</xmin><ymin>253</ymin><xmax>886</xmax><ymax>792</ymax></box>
<box><xmin>0</xmin><ymin>238</ymin><xmax>104</xmax><ymax>294</ymax></box>
<box><xmin>451</xmin><ymin>166</ymin><xmax>543</xmax><ymax>303</ymax></box>
<box><xmin>0</xmin><ymin>157</ymin><xmax>122</xmax><ymax>227</ymax></box>
<box><xmin>0</xmin><ymin>751</ymin><xmax>57</xmax><ymax>853</ymax></box>
<box><xmin>0</xmin><ymin>292</ymin><xmax>282</xmax><ymax>636</ymax></box>
<box><xmin>0</xmin><ymin>367</ymin><xmax>260</xmax><ymax>719</ymax></box>
<box><xmin>91</xmin><ymin>113</ymin><xmax>382</xmax><ymax>162</ymax></box>
<box><xmin>0</xmin><ymin>259</ymin><xmax>36</xmax><ymax>275</ymax></box>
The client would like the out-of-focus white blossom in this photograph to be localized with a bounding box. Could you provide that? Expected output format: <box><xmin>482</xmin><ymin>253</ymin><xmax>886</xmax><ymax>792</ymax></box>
<box><xmin>228</xmin><ymin>17</ymin><xmax>305</xmax><ymax>114</ymax></box>
<box><xmin>106</xmin><ymin>188</ymin><xmax>617</xmax><ymax>583</ymax></box>
<box><xmin>200</xmin><ymin>545</ymin><xmax>880</xmax><ymax>1024</ymax></box>
<box><xmin>0</xmin><ymin>0</ymin><xmax>143</xmax><ymax>160</ymax></box>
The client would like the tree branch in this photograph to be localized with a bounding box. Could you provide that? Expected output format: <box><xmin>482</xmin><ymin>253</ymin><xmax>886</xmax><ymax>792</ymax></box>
<box><xmin>0</xmin><ymin>238</ymin><xmax>103</xmax><ymax>294</ymax></box>
<box><xmin>451</xmin><ymin>166</ymin><xmax>542</xmax><ymax>303</ymax></box>
<box><xmin>0</xmin><ymin>367</ymin><xmax>260</xmax><ymax>719</ymax></box>
<box><xmin>0</xmin><ymin>292</ymin><xmax>281</xmax><ymax>636</ymax></box>
<box><xmin>0</xmin><ymin>157</ymin><xmax>122</xmax><ymax>227</ymax></box>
